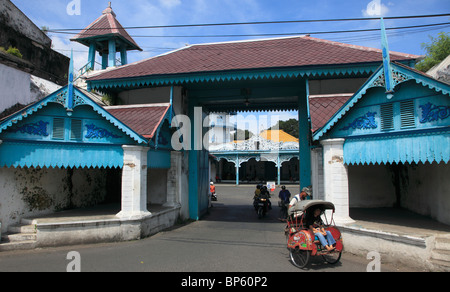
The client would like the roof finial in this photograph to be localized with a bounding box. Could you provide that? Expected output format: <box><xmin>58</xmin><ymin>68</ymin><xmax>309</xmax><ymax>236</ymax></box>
<box><xmin>103</xmin><ymin>1</ymin><xmax>115</xmax><ymax>16</ymax></box>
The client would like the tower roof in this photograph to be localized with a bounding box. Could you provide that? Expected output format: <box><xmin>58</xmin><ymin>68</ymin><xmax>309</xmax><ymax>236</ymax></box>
<box><xmin>71</xmin><ymin>2</ymin><xmax>142</xmax><ymax>52</ymax></box>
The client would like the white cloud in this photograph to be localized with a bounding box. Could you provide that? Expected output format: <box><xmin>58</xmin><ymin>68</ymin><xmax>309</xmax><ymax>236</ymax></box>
<box><xmin>158</xmin><ymin>0</ymin><xmax>182</xmax><ymax>9</ymax></box>
<box><xmin>362</xmin><ymin>0</ymin><xmax>390</xmax><ymax>17</ymax></box>
<box><xmin>50</xmin><ymin>35</ymin><xmax>88</xmax><ymax>73</ymax></box>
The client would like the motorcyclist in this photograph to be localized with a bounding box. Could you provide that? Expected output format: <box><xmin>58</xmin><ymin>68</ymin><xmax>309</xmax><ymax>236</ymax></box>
<box><xmin>278</xmin><ymin>185</ymin><xmax>291</xmax><ymax>205</ymax></box>
<box><xmin>278</xmin><ymin>185</ymin><xmax>291</xmax><ymax>219</ymax></box>
<box><xmin>259</xmin><ymin>186</ymin><xmax>272</xmax><ymax>210</ymax></box>
<box><xmin>253</xmin><ymin>184</ymin><xmax>262</xmax><ymax>210</ymax></box>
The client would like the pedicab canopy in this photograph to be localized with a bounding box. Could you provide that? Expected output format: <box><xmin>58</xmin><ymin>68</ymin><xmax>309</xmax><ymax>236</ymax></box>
<box><xmin>292</xmin><ymin>200</ymin><xmax>335</xmax><ymax>213</ymax></box>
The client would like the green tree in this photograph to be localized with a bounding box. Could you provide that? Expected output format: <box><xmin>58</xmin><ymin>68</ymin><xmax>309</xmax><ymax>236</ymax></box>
<box><xmin>415</xmin><ymin>32</ymin><xmax>450</xmax><ymax>73</ymax></box>
<box><xmin>234</xmin><ymin>129</ymin><xmax>253</xmax><ymax>141</ymax></box>
<box><xmin>269</xmin><ymin>119</ymin><xmax>299</xmax><ymax>138</ymax></box>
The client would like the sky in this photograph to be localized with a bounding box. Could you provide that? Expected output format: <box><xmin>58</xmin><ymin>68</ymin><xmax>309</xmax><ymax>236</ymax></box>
<box><xmin>10</xmin><ymin>0</ymin><xmax>450</xmax><ymax>69</ymax></box>
<box><xmin>9</xmin><ymin>0</ymin><xmax>450</xmax><ymax>132</ymax></box>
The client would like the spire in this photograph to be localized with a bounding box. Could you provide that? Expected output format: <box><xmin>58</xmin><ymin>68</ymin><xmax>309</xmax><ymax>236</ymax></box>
<box><xmin>67</xmin><ymin>49</ymin><xmax>74</xmax><ymax>113</ymax></box>
<box><xmin>381</xmin><ymin>17</ymin><xmax>395</xmax><ymax>99</ymax></box>
<box><xmin>103</xmin><ymin>2</ymin><xmax>116</xmax><ymax>17</ymax></box>
<box><xmin>70</xmin><ymin>2</ymin><xmax>141</xmax><ymax>71</ymax></box>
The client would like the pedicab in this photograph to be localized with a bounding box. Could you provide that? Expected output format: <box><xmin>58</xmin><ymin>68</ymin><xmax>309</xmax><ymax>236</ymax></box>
<box><xmin>286</xmin><ymin>200</ymin><xmax>343</xmax><ymax>269</ymax></box>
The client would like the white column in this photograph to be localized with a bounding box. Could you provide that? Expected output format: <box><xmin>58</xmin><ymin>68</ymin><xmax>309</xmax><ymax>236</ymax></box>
<box><xmin>311</xmin><ymin>147</ymin><xmax>324</xmax><ymax>201</ymax></box>
<box><xmin>321</xmin><ymin>139</ymin><xmax>354</xmax><ymax>226</ymax></box>
<box><xmin>117</xmin><ymin>145</ymin><xmax>152</xmax><ymax>220</ymax></box>
<box><xmin>165</xmin><ymin>151</ymin><xmax>182</xmax><ymax>208</ymax></box>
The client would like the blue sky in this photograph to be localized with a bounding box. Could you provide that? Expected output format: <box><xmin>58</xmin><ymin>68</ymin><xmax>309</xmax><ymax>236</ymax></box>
<box><xmin>9</xmin><ymin>0</ymin><xmax>449</xmax><ymax>131</ymax></box>
<box><xmin>11</xmin><ymin>0</ymin><xmax>450</xmax><ymax>71</ymax></box>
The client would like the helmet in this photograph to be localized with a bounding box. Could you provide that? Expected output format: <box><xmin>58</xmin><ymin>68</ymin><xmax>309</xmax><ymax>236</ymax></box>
<box><xmin>281</xmin><ymin>185</ymin><xmax>286</xmax><ymax>190</ymax></box>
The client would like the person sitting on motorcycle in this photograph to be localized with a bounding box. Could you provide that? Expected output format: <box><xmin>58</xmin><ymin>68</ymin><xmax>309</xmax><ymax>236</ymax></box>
<box><xmin>278</xmin><ymin>185</ymin><xmax>291</xmax><ymax>205</ymax></box>
<box><xmin>253</xmin><ymin>184</ymin><xmax>262</xmax><ymax>210</ymax></box>
<box><xmin>259</xmin><ymin>186</ymin><xmax>272</xmax><ymax>210</ymax></box>
<box><xmin>305</xmin><ymin>207</ymin><xmax>336</xmax><ymax>252</ymax></box>
<box><xmin>210</xmin><ymin>182</ymin><xmax>216</xmax><ymax>195</ymax></box>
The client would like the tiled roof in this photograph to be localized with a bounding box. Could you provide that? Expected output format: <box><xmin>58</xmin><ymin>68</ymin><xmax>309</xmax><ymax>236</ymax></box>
<box><xmin>309</xmin><ymin>94</ymin><xmax>353</xmax><ymax>133</ymax></box>
<box><xmin>88</xmin><ymin>36</ymin><xmax>418</xmax><ymax>81</ymax></box>
<box><xmin>71</xmin><ymin>5</ymin><xmax>142</xmax><ymax>51</ymax></box>
<box><xmin>260</xmin><ymin>130</ymin><xmax>299</xmax><ymax>143</ymax></box>
<box><xmin>105</xmin><ymin>104</ymin><xmax>170</xmax><ymax>139</ymax></box>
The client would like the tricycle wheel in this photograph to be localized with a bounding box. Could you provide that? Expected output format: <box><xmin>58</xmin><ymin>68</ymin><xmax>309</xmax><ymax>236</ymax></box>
<box><xmin>289</xmin><ymin>248</ymin><xmax>310</xmax><ymax>269</ymax></box>
<box><xmin>322</xmin><ymin>251</ymin><xmax>342</xmax><ymax>265</ymax></box>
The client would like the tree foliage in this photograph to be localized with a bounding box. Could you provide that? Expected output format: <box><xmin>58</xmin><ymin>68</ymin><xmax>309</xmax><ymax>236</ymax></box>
<box><xmin>415</xmin><ymin>32</ymin><xmax>450</xmax><ymax>73</ymax></box>
<box><xmin>269</xmin><ymin>119</ymin><xmax>299</xmax><ymax>138</ymax></box>
<box><xmin>234</xmin><ymin>129</ymin><xmax>253</xmax><ymax>141</ymax></box>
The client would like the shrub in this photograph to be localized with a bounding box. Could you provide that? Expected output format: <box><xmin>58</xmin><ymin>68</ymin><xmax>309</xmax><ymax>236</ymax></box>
<box><xmin>6</xmin><ymin>46</ymin><xmax>23</xmax><ymax>59</ymax></box>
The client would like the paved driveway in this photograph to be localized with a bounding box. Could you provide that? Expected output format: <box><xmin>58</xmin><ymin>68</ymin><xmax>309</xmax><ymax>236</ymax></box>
<box><xmin>0</xmin><ymin>184</ymin><xmax>420</xmax><ymax>272</ymax></box>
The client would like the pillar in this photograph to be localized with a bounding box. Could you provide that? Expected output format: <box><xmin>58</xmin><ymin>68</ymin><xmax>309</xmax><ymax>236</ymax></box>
<box><xmin>120</xmin><ymin>45</ymin><xmax>128</xmax><ymax>65</ymax></box>
<box><xmin>320</xmin><ymin>139</ymin><xmax>354</xmax><ymax>226</ymax></box>
<box><xmin>117</xmin><ymin>145</ymin><xmax>151</xmax><ymax>219</ymax></box>
<box><xmin>88</xmin><ymin>43</ymin><xmax>96</xmax><ymax>70</ymax></box>
<box><xmin>277</xmin><ymin>156</ymin><xmax>281</xmax><ymax>186</ymax></box>
<box><xmin>298</xmin><ymin>80</ymin><xmax>312</xmax><ymax>189</ymax></box>
<box><xmin>102</xmin><ymin>53</ymin><xmax>108</xmax><ymax>70</ymax></box>
<box><xmin>108</xmin><ymin>39</ymin><xmax>116</xmax><ymax>68</ymax></box>
<box><xmin>236</xmin><ymin>156</ymin><xmax>240</xmax><ymax>186</ymax></box>
<box><xmin>165</xmin><ymin>151</ymin><xmax>182</xmax><ymax>208</ymax></box>
<box><xmin>311</xmin><ymin>147</ymin><xmax>324</xmax><ymax>200</ymax></box>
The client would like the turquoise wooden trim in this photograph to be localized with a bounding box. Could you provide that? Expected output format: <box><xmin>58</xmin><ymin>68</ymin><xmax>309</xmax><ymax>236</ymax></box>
<box><xmin>344</xmin><ymin>130</ymin><xmax>450</xmax><ymax>165</ymax></box>
<box><xmin>313</xmin><ymin>63</ymin><xmax>450</xmax><ymax>141</ymax></box>
<box><xmin>88</xmin><ymin>64</ymin><xmax>381</xmax><ymax>91</ymax></box>
<box><xmin>298</xmin><ymin>81</ymin><xmax>311</xmax><ymax>188</ymax></box>
<box><xmin>148</xmin><ymin>149</ymin><xmax>171</xmax><ymax>169</ymax></box>
<box><xmin>150</xmin><ymin>106</ymin><xmax>172</xmax><ymax>150</ymax></box>
<box><xmin>0</xmin><ymin>86</ymin><xmax>148</xmax><ymax>145</ymax></box>
<box><xmin>0</xmin><ymin>141</ymin><xmax>124</xmax><ymax>168</ymax></box>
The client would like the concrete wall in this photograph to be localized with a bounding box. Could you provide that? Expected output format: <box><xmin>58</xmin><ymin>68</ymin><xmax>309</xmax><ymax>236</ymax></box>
<box><xmin>0</xmin><ymin>167</ymin><xmax>109</xmax><ymax>234</ymax></box>
<box><xmin>400</xmin><ymin>162</ymin><xmax>450</xmax><ymax>225</ymax></box>
<box><xmin>348</xmin><ymin>162</ymin><xmax>450</xmax><ymax>226</ymax></box>
<box><xmin>348</xmin><ymin>164</ymin><xmax>397</xmax><ymax>208</ymax></box>
<box><xmin>147</xmin><ymin>169</ymin><xmax>168</xmax><ymax>205</ymax></box>
<box><xmin>36</xmin><ymin>206</ymin><xmax>181</xmax><ymax>248</ymax></box>
<box><xmin>0</xmin><ymin>0</ymin><xmax>69</xmax><ymax>85</ymax></box>
<box><xmin>312</xmin><ymin>146</ymin><xmax>450</xmax><ymax>226</ymax></box>
<box><xmin>0</xmin><ymin>62</ymin><xmax>61</xmax><ymax>114</ymax></box>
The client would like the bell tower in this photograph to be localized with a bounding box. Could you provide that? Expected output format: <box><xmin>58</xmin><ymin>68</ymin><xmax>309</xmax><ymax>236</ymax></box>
<box><xmin>71</xmin><ymin>2</ymin><xmax>142</xmax><ymax>71</ymax></box>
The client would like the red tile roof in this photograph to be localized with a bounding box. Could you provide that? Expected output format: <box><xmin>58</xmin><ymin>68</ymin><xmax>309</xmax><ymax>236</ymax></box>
<box><xmin>71</xmin><ymin>5</ymin><xmax>142</xmax><ymax>51</ymax></box>
<box><xmin>105</xmin><ymin>104</ymin><xmax>170</xmax><ymax>139</ymax></box>
<box><xmin>309</xmin><ymin>94</ymin><xmax>353</xmax><ymax>133</ymax></box>
<box><xmin>89</xmin><ymin>36</ymin><xmax>418</xmax><ymax>81</ymax></box>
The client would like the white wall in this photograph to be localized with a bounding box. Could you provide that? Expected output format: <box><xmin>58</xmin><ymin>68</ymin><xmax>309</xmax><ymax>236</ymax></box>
<box><xmin>0</xmin><ymin>63</ymin><xmax>31</xmax><ymax>112</ymax></box>
<box><xmin>348</xmin><ymin>164</ymin><xmax>397</xmax><ymax>208</ymax></box>
<box><xmin>0</xmin><ymin>167</ymin><xmax>108</xmax><ymax>233</ymax></box>
<box><xmin>401</xmin><ymin>162</ymin><xmax>450</xmax><ymax>225</ymax></box>
<box><xmin>0</xmin><ymin>63</ymin><xmax>61</xmax><ymax>113</ymax></box>
<box><xmin>348</xmin><ymin>162</ymin><xmax>450</xmax><ymax>226</ymax></box>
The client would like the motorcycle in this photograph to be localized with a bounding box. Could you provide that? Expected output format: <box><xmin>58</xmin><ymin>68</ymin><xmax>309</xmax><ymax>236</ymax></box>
<box><xmin>256</xmin><ymin>197</ymin><xmax>269</xmax><ymax>219</ymax></box>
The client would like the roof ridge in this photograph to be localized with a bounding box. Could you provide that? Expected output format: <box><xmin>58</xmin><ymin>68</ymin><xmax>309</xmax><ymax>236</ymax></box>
<box><xmin>304</xmin><ymin>36</ymin><xmax>420</xmax><ymax>59</ymax></box>
<box><xmin>189</xmin><ymin>35</ymin><xmax>308</xmax><ymax>47</ymax></box>
<box><xmin>104</xmin><ymin>103</ymin><xmax>170</xmax><ymax>110</ymax></box>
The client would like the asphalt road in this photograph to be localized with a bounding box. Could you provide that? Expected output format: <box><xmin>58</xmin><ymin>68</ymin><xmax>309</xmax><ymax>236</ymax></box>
<box><xmin>0</xmin><ymin>185</ymin><xmax>420</xmax><ymax>273</ymax></box>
